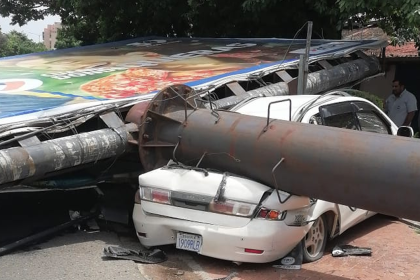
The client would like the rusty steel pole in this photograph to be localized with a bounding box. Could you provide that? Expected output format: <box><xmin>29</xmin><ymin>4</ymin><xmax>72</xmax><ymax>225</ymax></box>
<box><xmin>137</xmin><ymin>85</ymin><xmax>420</xmax><ymax>221</ymax></box>
<box><xmin>0</xmin><ymin>127</ymin><xmax>128</xmax><ymax>186</ymax></box>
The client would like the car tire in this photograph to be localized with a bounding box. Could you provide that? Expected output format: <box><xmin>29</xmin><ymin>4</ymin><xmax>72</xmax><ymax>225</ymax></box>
<box><xmin>303</xmin><ymin>214</ymin><xmax>328</xmax><ymax>263</ymax></box>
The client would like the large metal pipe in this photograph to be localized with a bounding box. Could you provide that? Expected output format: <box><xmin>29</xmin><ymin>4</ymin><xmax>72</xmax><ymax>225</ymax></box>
<box><xmin>0</xmin><ymin>127</ymin><xmax>128</xmax><ymax>186</ymax></box>
<box><xmin>304</xmin><ymin>57</ymin><xmax>380</xmax><ymax>94</ymax></box>
<box><xmin>209</xmin><ymin>57</ymin><xmax>380</xmax><ymax>109</ymax></box>
<box><xmin>205</xmin><ymin>82</ymin><xmax>289</xmax><ymax>109</ymax></box>
<box><xmin>138</xmin><ymin>85</ymin><xmax>420</xmax><ymax>221</ymax></box>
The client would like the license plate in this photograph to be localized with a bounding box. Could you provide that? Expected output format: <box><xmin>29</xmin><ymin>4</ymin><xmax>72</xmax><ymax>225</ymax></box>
<box><xmin>176</xmin><ymin>232</ymin><xmax>202</xmax><ymax>252</ymax></box>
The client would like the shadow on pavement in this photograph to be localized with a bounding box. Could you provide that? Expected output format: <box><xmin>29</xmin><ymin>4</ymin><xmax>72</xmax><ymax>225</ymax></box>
<box><xmin>325</xmin><ymin>214</ymin><xmax>398</xmax><ymax>252</ymax></box>
<box><xmin>0</xmin><ymin>189</ymin><xmax>98</xmax><ymax>247</ymax></box>
<box><xmin>140</xmin><ymin>215</ymin><xmax>400</xmax><ymax>280</ymax></box>
<box><xmin>0</xmin><ymin>193</ymin><xmax>402</xmax><ymax>280</ymax></box>
<box><xmin>139</xmin><ymin>247</ymin><xmax>357</xmax><ymax>280</ymax></box>
<box><xmin>0</xmin><ymin>187</ymin><xmax>140</xmax><ymax>256</ymax></box>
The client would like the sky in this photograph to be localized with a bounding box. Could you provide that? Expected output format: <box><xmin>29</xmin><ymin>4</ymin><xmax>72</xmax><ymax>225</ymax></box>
<box><xmin>0</xmin><ymin>15</ymin><xmax>61</xmax><ymax>42</ymax></box>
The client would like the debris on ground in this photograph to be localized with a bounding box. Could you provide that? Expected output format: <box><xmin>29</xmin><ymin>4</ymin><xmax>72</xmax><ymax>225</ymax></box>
<box><xmin>332</xmin><ymin>245</ymin><xmax>372</xmax><ymax>257</ymax></box>
<box><xmin>174</xmin><ymin>270</ymin><xmax>184</xmax><ymax>276</ymax></box>
<box><xmin>69</xmin><ymin>210</ymin><xmax>100</xmax><ymax>232</ymax></box>
<box><xmin>213</xmin><ymin>272</ymin><xmax>238</xmax><ymax>280</ymax></box>
<box><xmin>103</xmin><ymin>246</ymin><xmax>167</xmax><ymax>264</ymax></box>
<box><xmin>400</xmin><ymin>218</ymin><xmax>420</xmax><ymax>229</ymax></box>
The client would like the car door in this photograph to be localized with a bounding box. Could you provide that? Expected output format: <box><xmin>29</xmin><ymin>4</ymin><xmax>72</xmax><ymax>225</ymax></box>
<box><xmin>317</xmin><ymin>101</ymin><xmax>391</xmax><ymax>233</ymax></box>
<box><xmin>352</xmin><ymin>101</ymin><xmax>392</xmax><ymax>135</ymax></box>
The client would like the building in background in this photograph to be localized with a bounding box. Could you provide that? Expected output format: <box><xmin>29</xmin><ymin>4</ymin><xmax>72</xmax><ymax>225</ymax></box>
<box><xmin>43</xmin><ymin>22</ymin><xmax>61</xmax><ymax>50</ymax></box>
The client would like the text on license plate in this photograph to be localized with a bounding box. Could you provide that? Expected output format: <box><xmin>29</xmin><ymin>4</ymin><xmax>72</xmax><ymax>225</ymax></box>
<box><xmin>176</xmin><ymin>232</ymin><xmax>202</xmax><ymax>252</ymax></box>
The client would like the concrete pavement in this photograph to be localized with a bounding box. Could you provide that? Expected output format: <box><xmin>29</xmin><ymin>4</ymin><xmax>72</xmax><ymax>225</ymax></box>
<box><xmin>138</xmin><ymin>215</ymin><xmax>420</xmax><ymax>280</ymax></box>
<box><xmin>0</xmin><ymin>215</ymin><xmax>419</xmax><ymax>280</ymax></box>
<box><xmin>0</xmin><ymin>226</ymin><xmax>145</xmax><ymax>280</ymax></box>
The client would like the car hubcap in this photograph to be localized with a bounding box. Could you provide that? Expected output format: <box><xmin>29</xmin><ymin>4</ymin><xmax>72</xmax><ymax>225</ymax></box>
<box><xmin>305</xmin><ymin>217</ymin><xmax>326</xmax><ymax>258</ymax></box>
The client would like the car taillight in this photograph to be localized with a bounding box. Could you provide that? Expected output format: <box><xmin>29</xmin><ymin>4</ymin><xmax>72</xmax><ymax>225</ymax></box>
<box><xmin>140</xmin><ymin>187</ymin><xmax>171</xmax><ymax>205</ymax></box>
<box><xmin>209</xmin><ymin>200</ymin><xmax>257</xmax><ymax>217</ymax></box>
<box><xmin>244</xmin><ymin>248</ymin><xmax>264</xmax><ymax>254</ymax></box>
<box><xmin>134</xmin><ymin>189</ymin><xmax>141</xmax><ymax>204</ymax></box>
<box><xmin>256</xmin><ymin>208</ymin><xmax>286</xmax><ymax>221</ymax></box>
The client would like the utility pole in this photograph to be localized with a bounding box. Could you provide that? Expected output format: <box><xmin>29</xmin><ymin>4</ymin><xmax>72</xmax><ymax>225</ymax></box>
<box><xmin>297</xmin><ymin>21</ymin><xmax>313</xmax><ymax>95</ymax></box>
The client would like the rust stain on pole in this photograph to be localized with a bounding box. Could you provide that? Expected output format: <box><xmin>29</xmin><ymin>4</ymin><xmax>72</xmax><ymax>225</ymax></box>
<box><xmin>0</xmin><ymin>127</ymin><xmax>128</xmax><ymax>187</ymax></box>
<box><xmin>138</xmin><ymin>84</ymin><xmax>420</xmax><ymax>221</ymax></box>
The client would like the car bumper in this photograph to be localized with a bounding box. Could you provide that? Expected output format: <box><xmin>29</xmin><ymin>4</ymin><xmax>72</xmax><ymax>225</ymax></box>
<box><xmin>133</xmin><ymin>204</ymin><xmax>311</xmax><ymax>263</ymax></box>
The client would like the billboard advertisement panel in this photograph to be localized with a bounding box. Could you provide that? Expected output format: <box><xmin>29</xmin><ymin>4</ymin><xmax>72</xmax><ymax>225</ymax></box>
<box><xmin>0</xmin><ymin>37</ymin><xmax>384</xmax><ymax>119</ymax></box>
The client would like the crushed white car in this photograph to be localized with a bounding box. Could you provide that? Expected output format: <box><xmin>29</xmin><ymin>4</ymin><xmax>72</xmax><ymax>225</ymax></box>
<box><xmin>133</xmin><ymin>92</ymin><xmax>406</xmax><ymax>263</ymax></box>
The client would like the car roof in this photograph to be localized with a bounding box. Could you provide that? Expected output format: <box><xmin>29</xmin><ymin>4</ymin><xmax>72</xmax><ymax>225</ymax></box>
<box><xmin>232</xmin><ymin>94</ymin><xmax>374</xmax><ymax>121</ymax></box>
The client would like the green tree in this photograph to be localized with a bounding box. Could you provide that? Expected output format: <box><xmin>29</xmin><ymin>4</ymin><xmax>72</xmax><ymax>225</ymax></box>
<box><xmin>54</xmin><ymin>27</ymin><xmax>81</xmax><ymax>49</ymax></box>
<box><xmin>0</xmin><ymin>0</ymin><xmax>59</xmax><ymax>26</ymax></box>
<box><xmin>0</xmin><ymin>31</ymin><xmax>47</xmax><ymax>57</ymax></box>
<box><xmin>328</xmin><ymin>0</ymin><xmax>420</xmax><ymax>47</ymax></box>
<box><xmin>0</xmin><ymin>29</ymin><xmax>7</xmax><ymax>53</ymax></box>
<box><xmin>1</xmin><ymin>0</ymin><xmax>420</xmax><ymax>45</ymax></box>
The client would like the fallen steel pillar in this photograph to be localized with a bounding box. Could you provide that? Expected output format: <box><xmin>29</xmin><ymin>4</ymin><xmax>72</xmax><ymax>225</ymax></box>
<box><xmin>209</xmin><ymin>56</ymin><xmax>380</xmax><ymax>109</ymax></box>
<box><xmin>0</xmin><ymin>127</ymin><xmax>128</xmax><ymax>186</ymax></box>
<box><xmin>304</xmin><ymin>57</ymin><xmax>380</xmax><ymax>94</ymax></box>
<box><xmin>138</xmin><ymin>85</ymin><xmax>420</xmax><ymax>221</ymax></box>
<box><xmin>206</xmin><ymin>82</ymin><xmax>289</xmax><ymax>109</ymax></box>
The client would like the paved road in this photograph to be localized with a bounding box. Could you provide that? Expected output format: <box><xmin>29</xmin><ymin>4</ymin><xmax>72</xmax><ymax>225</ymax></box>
<box><xmin>0</xmin><ymin>189</ymin><xmax>145</xmax><ymax>280</ymax></box>
<box><xmin>1</xmin><ymin>192</ymin><xmax>419</xmax><ymax>280</ymax></box>
<box><xmin>136</xmin><ymin>215</ymin><xmax>420</xmax><ymax>280</ymax></box>
<box><xmin>0</xmin><ymin>226</ymin><xmax>145</xmax><ymax>280</ymax></box>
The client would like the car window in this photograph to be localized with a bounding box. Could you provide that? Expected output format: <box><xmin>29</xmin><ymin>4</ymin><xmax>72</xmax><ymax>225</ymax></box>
<box><xmin>356</xmin><ymin>111</ymin><xmax>390</xmax><ymax>134</ymax></box>
<box><xmin>323</xmin><ymin>112</ymin><xmax>359</xmax><ymax>130</ymax></box>
<box><xmin>317</xmin><ymin>100</ymin><xmax>392</xmax><ymax>134</ymax></box>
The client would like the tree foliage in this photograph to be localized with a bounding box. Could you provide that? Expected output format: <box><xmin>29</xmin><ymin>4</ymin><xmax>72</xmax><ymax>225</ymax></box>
<box><xmin>1</xmin><ymin>0</ymin><xmax>420</xmax><ymax>46</ymax></box>
<box><xmin>0</xmin><ymin>31</ymin><xmax>47</xmax><ymax>57</ymax></box>
<box><xmin>333</xmin><ymin>0</ymin><xmax>420</xmax><ymax>47</ymax></box>
<box><xmin>54</xmin><ymin>27</ymin><xmax>82</xmax><ymax>49</ymax></box>
<box><xmin>0</xmin><ymin>0</ymin><xmax>59</xmax><ymax>26</ymax></box>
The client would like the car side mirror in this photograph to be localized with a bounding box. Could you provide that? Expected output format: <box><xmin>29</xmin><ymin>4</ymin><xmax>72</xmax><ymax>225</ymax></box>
<box><xmin>397</xmin><ymin>126</ymin><xmax>414</xmax><ymax>137</ymax></box>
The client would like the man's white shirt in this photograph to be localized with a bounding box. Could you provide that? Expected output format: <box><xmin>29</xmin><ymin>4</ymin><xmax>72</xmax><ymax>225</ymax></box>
<box><xmin>385</xmin><ymin>89</ymin><xmax>417</xmax><ymax>127</ymax></box>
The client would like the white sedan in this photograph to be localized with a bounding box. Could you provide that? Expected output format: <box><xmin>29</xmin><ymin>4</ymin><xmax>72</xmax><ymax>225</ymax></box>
<box><xmin>133</xmin><ymin>92</ymin><xmax>402</xmax><ymax>263</ymax></box>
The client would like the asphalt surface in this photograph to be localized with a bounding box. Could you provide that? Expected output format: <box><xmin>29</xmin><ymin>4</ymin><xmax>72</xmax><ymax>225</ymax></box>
<box><xmin>0</xmin><ymin>229</ymin><xmax>145</xmax><ymax>280</ymax></box>
<box><xmin>1</xmin><ymin>190</ymin><xmax>420</xmax><ymax>280</ymax></box>
<box><xmin>3</xmin><ymin>215</ymin><xmax>418</xmax><ymax>280</ymax></box>
<box><xmin>0</xmin><ymin>189</ymin><xmax>146</xmax><ymax>280</ymax></box>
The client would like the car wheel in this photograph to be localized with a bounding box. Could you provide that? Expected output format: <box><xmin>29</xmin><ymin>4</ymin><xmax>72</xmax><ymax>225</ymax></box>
<box><xmin>303</xmin><ymin>214</ymin><xmax>328</xmax><ymax>263</ymax></box>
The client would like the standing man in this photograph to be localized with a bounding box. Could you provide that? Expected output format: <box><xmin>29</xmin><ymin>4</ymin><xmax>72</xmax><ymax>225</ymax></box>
<box><xmin>384</xmin><ymin>79</ymin><xmax>417</xmax><ymax>127</ymax></box>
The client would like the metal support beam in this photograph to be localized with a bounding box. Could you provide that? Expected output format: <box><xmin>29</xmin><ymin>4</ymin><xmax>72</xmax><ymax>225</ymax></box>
<box><xmin>138</xmin><ymin>85</ymin><xmax>420</xmax><ymax>221</ymax></box>
<box><xmin>0</xmin><ymin>126</ymin><xmax>129</xmax><ymax>186</ymax></box>
<box><xmin>297</xmin><ymin>55</ymin><xmax>305</xmax><ymax>95</ymax></box>
<box><xmin>206</xmin><ymin>82</ymin><xmax>289</xmax><ymax>109</ymax></box>
<box><xmin>297</xmin><ymin>21</ymin><xmax>313</xmax><ymax>95</ymax></box>
<box><xmin>304</xmin><ymin>58</ymin><xmax>380</xmax><ymax>94</ymax></box>
<box><xmin>210</xmin><ymin>57</ymin><xmax>380</xmax><ymax>109</ymax></box>
<box><xmin>226</xmin><ymin>82</ymin><xmax>247</xmax><ymax>96</ymax></box>
<box><xmin>275</xmin><ymin>71</ymin><xmax>294</xmax><ymax>83</ymax></box>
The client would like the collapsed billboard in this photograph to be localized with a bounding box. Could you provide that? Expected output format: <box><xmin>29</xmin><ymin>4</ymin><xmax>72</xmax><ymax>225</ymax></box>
<box><xmin>0</xmin><ymin>37</ymin><xmax>385</xmax><ymax>120</ymax></box>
